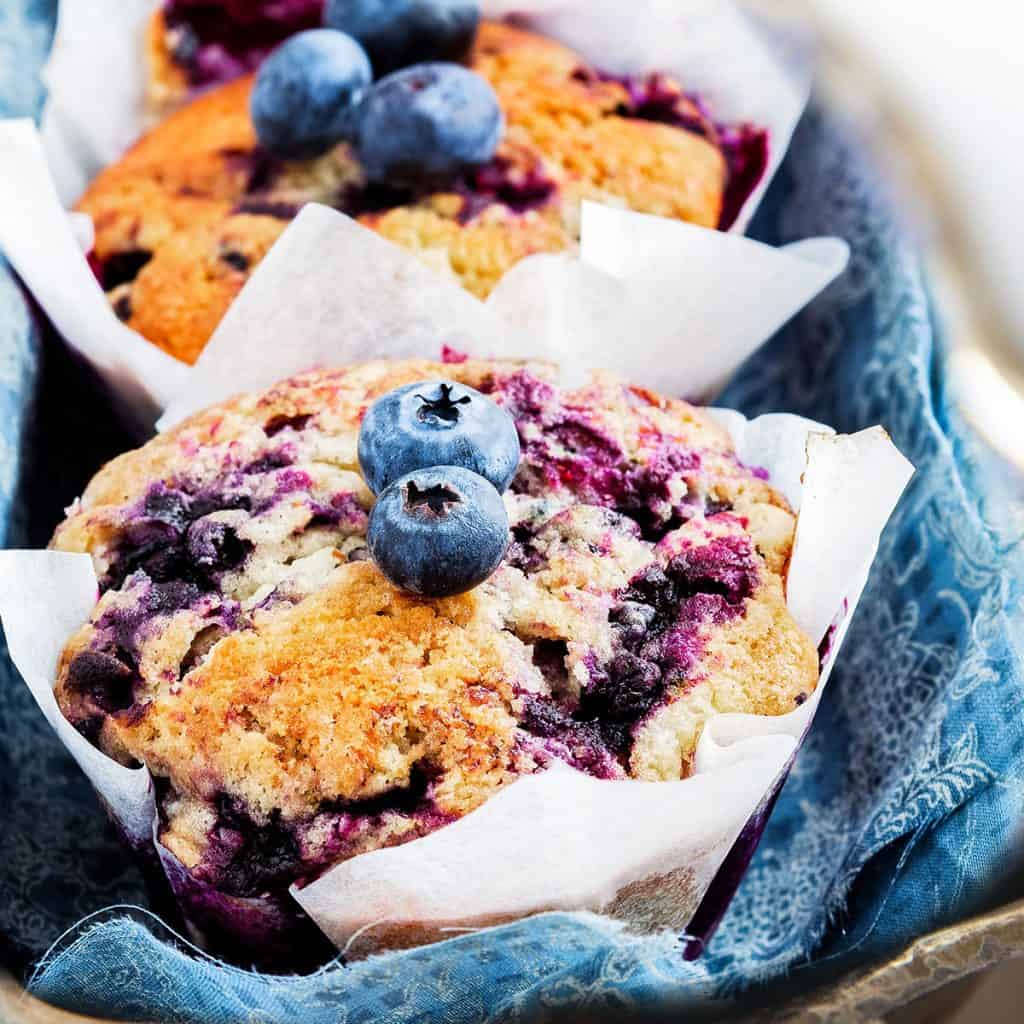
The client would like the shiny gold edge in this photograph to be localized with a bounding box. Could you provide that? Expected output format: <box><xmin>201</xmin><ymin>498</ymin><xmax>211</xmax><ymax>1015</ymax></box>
<box><xmin>0</xmin><ymin>972</ymin><xmax>134</xmax><ymax>1024</ymax></box>
<box><xmin>753</xmin><ymin>896</ymin><xmax>1024</xmax><ymax>1022</ymax></box>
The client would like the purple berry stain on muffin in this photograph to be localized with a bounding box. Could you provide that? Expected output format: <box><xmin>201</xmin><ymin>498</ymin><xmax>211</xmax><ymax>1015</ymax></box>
<box><xmin>63</xmin><ymin>649</ymin><xmax>137</xmax><ymax>715</ymax></box>
<box><xmin>599</xmin><ymin>70</ymin><xmax>769</xmax><ymax>229</ymax></box>
<box><xmin>181</xmin><ymin>763</ymin><xmax>455</xmax><ymax>904</ymax></box>
<box><xmin>97</xmin><ymin>579</ymin><xmax>205</xmax><ymax>647</ymax></box>
<box><xmin>517</xmin><ymin>693</ymin><xmax>624</xmax><ymax>780</ymax></box>
<box><xmin>263</xmin><ymin>412</ymin><xmax>313</xmax><ymax>436</ymax></box>
<box><xmin>456</xmin><ymin>155</ymin><xmax>558</xmax><ymax>222</ymax></box>
<box><xmin>104</xmin><ymin>483</ymin><xmax>252</xmax><ymax>590</ymax></box>
<box><xmin>440</xmin><ymin>344</ymin><xmax>468</xmax><ymax>364</ymax></box>
<box><xmin>309</xmin><ymin>491</ymin><xmax>368</xmax><ymax>528</ymax></box>
<box><xmin>497</xmin><ymin>369</ymin><xmax>708</xmax><ymax>539</ymax></box>
<box><xmin>716</xmin><ymin>120</ymin><xmax>770</xmax><ymax>230</ymax></box>
<box><xmin>602</xmin><ymin>71</ymin><xmax>716</xmax><ymax>136</ymax></box>
<box><xmin>577</xmin><ymin>530</ymin><xmax>761</xmax><ymax>754</ymax></box>
<box><xmin>164</xmin><ymin>1</ymin><xmax>325</xmax><ymax>88</ymax></box>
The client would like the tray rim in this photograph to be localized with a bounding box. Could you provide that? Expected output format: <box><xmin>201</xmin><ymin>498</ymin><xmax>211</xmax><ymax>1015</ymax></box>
<box><xmin>6</xmin><ymin>896</ymin><xmax>1024</xmax><ymax>1023</ymax></box>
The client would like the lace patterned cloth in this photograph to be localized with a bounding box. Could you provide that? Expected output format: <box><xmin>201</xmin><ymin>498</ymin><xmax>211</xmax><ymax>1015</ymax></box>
<box><xmin>2</xmin><ymin>2</ymin><xmax>1023</xmax><ymax>1019</ymax></box>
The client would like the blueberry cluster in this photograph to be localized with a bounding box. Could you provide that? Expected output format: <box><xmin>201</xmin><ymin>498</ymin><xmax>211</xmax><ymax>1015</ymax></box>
<box><xmin>358</xmin><ymin>380</ymin><xmax>520</xmax><ymax>597</ymax></box>
<box><xmin>250</xmin><ymin>1</ymin><xmax>503</xmax><ymax>185</ymax></box>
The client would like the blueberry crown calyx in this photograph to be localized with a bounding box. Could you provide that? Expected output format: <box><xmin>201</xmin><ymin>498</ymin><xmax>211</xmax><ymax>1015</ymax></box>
<box><xmin>404</xmin><ymin>480</ymin><xmax>462</xmax><ymax>516</ymax></box>
<box><xmin>415</xmin><ymin>382</ymin><xmax>471</xmax><ymax>425</ymax></box>
<box><xmin>358</xmin><ymin>377</ymin><xmax>520</xmax><ymax>496</ymax></box>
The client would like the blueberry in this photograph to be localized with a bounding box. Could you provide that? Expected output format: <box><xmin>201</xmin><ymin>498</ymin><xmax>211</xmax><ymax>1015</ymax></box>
<box><xmin>251</xmin><ymin>29</ymin><xmax>372</xmax><ymax>159</ymax></box>
<box><xmin>358</xmin><ymin>379</ymin><xmax>520</xmax><ymax>495</ymax></box>
<box><xmin>324</xmin><ymin>0</ymin><xmax>479</xmax><ymax>74</ymax></box>
<box><xmin>368</xmin><ymin>466</ymin><xmax>508</xmax><ymax>596</ymax></box>
<box><xmin>354</xmin><ymin>63</ymin><xmax>503</xmax><ymax>184</ymax></box>
<box><xmin>65</xmin><ymin>650</ymin><xmax>136</xmax><ymax>713</ymax></box>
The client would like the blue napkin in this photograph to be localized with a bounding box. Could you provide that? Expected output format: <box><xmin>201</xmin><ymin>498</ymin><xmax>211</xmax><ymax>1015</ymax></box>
<box><xmin>3</xmin><ymin>3</ymin><xmax>1023</xmax><ymax>1019</ymax></box>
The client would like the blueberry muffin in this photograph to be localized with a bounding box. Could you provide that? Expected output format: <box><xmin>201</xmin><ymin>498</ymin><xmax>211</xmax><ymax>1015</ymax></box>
<box><xmin>52</xmin><ymin>357</ymin><xmax>817</xmax><ymax>960</ymax></box>
<box><xmin>81</xmin><ymin>17</ymin><xmax>767</xmax><ymax>365</ymax></box>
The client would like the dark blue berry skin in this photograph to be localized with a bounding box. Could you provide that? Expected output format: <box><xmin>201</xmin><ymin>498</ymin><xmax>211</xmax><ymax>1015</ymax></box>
<box><xmin>368</xmin><ymin>466</ymin><xmax>509</xmax><ymax>597</ymax></box>
<box><xmin>358</xmin><ymin>379</ymin><xmax>520</xmax><ymax>495</ymax></box>
<box><xmin>251</xmin><ymin>29</ymin><xmax>372</xmax><ymax>159</ymax></box>
<box><xmin>323</xmin><ymin>0</ymin><xmax>479</xmax><ymax>75</ymax></box>
<box><xmin>354</xmin><ymin>63</ymin><xmax>503</xmax><ymax>185</ymax></box>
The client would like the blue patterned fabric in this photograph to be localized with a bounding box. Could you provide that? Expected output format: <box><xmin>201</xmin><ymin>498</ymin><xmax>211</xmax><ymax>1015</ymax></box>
<box><xmin>3</xmin><ymin>3</ymin><xmax>1023</xmax><ymax>1019</ymax></box>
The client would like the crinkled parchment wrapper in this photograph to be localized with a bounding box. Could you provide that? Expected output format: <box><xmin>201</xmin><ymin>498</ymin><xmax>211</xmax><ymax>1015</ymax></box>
<box><xmin>0</xmin><ymin>205</ymin><xmax>912</xmax><ymax>958</ymax></box>
<box><xmin>0</xmin><ymin>0</ymin><xmax>845</xmax><ymax>425</ymax></box>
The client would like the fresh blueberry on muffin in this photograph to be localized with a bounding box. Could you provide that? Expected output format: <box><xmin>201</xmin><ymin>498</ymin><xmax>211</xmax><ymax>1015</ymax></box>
<box><xmin>251</xmin><ymin>28</ymin><xmax>371</xmax><ymax>158</ymax></box>
<box><xmin>368</xmin><ymin>464</ymin><xmax>509</xmax><ymax>596</ymax></box>
<box><xmin>358</xmin><ymin>378</ymin><xmax>520</xmax><ymax>493</ymax></box>
<box><xmin>52</xmin><ymin>358</ymin><xmax>817</xmax><ymax>959</ymax></box>
<box><xmin>354</xmin><ymin>62</ymin><xmax>503</xmax><ymax>184</ymax></box>
<box><xmin>324</xmin><ymin>0</ymin><xmax>480</xmax><ymax>74</ymax></box>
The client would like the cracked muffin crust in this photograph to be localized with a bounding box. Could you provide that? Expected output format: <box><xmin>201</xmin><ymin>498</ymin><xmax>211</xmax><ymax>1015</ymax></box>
<box><xmin>80</xmin><ymin>19</ymin><xmax>767</xmax><ymax>364</ymax></box>
<box><xmin>52</xmin><ymin>358</ymin><xmax>817</xmax><ymax>933</ymax></box>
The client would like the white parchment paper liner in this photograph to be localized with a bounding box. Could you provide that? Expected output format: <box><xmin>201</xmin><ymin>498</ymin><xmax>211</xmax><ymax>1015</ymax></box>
<box><xmin>158</xmin><ymin>203</ymin><xmax>847</xmax><ymax>426</ymax></box>
<box><xmin>0</xmin><ymin>122</ymin><xmax>188</xmax><ymax>421</ymax></box>
<box><xmin>0</xmin><ymin>0</ymin><xmax>836</xmax><ymax>423</ymax></box>
<box><xmin>0</xmin><ymin>204</ymin><xmax>911</xmax><ymax>956</ymax></box>
<box><xmin>0</xmin><ymin>553</ymin><xmax>155</xmax><ymax>845</ymax></box>
<box><xmin>488</xmin><ymin>203</ymin><xmax>849</xmax><ymax>401</ymax></box>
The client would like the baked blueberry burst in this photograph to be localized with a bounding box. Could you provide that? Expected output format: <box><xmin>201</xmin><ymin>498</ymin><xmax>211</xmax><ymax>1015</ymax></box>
<box><xmin>53</xmin><ymin>359</ymin><xmax>816</xmax><ymax>957</ymax></box>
